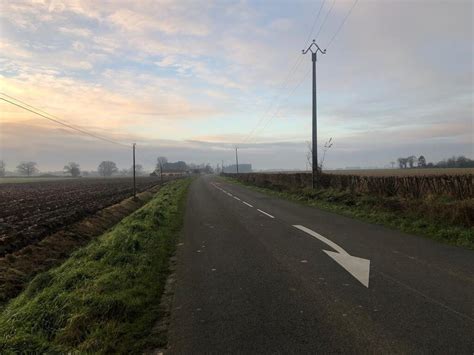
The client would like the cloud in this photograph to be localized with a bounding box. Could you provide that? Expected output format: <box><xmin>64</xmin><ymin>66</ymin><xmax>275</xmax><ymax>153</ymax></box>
<box><xmin>0</xmin><ymin>0</ymin><xmax>472</xmax><ymax>171</ymax></box>
<box><xmin>59</xmin><ymin>26</ymin><xmax>92</xmax><ymax>37</ymax></box>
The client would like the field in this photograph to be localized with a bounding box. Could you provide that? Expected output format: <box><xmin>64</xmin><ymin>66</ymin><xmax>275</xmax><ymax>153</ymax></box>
<box><xmin>0</xmin><ymin>176</ymin><xmax>79</xmax><ymax>184</ymax></box>
<box><xmin>0</xmin><ymin>177</ymin><xmax>163</xmax><ymax>256</ymax></box>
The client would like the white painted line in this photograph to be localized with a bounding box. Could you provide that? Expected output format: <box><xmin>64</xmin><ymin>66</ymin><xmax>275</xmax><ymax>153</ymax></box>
<box><xmin>242</xmin><ymin>201</ymin><xmax>253</xmax><ymax>208</ymax></box>
<box><xmin>257</xmin><ymin>209</ymin><xmax>275</xmax><ymax>219</ymax></box>
<box><xmin>233</xmin><ymin>196</ymin><xmax>241</xmax><ymax>201</ymax></box>
<box><xmin>293</xmin><ymin>225</ymin><xmax>370</xmax><ymax>288</ymax></box>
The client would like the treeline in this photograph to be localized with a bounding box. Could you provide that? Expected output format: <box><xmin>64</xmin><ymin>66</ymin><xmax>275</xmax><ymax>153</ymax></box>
<box><xmin>395</xmin><ymin>155</ymin><xmax>474</xmax><ymax>169</ymax></box>
<box><xmin>0</xmin><ymin>160</ymin><xmax>145</xmax><ymax>178</ymax></box>
<box><xmin>0</xmin><ymin>157</ymin><xmax>215</xmax><ymax>178</ymax></box>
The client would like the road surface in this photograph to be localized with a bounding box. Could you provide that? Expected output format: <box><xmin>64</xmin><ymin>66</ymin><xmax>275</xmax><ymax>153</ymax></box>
<box><xmin>167</xmin><ymin>176</ymin><xmax>474</xmax><ymax>353</ymax></box>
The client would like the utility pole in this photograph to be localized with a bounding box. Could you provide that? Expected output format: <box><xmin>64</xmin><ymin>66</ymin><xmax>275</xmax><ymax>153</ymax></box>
<box><xmin>235</xmin><ymin>147</ymin><xmax>239</xmax><ymax>174</ymax></box>
<box><xmin>303</xmin><ymin>39</ymin><xmax>326</xmax><ymax>188</ymax></box>
<box><xmin>222</xmin><ymin>160</ymin><xmax>224</xmax><ymax>174</ymax></box>
<box><xmin>132</xmin><ymin>143</ymin><xmax>136</xmax><ymax>198</ymax></box>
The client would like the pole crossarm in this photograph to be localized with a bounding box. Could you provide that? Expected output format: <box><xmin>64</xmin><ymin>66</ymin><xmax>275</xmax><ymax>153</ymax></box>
<box><xmin>302</xmin><ymin>39</ymin><xmax>326</xmax><ymax>57</ymax></box>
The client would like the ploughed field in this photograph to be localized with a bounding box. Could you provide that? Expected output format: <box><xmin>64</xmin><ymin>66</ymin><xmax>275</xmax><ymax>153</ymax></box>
<box><xmin>0</xmin><ymin>177</ymin><xmax>162</xmax><ymax>256</ymax></box>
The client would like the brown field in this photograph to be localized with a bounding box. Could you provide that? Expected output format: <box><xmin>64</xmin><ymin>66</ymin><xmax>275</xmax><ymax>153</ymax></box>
<box><xmin>0</xmin><ymin>177</ymin><xmax>164</xmax><ymax>256</ymax></box>
<box><xmin>324</xmin><ymin>168</ymin><xmax>474</xmax><ymax>176</ymax></box>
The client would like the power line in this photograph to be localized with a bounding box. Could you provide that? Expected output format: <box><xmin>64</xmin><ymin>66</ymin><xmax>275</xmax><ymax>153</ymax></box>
<box><xmin>314</xmin><ymin>0</ymin><xmax>336</xmax><ymax>40</ymax></box>
<box><xmin>325</xmin><ymin>0</ymin><xmax>359</xmax><ymax>49</ymax></box>
<box><xmin>242</xmin><ymin>1</ymin><xmax>328</xmax><ymax>144</ymax></box>
<box><xmin>303</xmin><ymin>0</ymin><xmax>327</xmax><ymax>47</ymax></box>
<box><xmin>0</xmin><ymin>94</ymin><xmax>130</xmax><ymax>148</ymax></box>
<box><xmin>249</xmin><ymin>66</ymin><xmax>311</xmax><ymax>143</ymax></box>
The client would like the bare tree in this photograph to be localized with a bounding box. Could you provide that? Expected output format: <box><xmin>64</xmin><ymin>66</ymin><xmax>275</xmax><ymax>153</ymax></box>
<box><xmin>407</xmin><ymin>155</ymin><xmax>416</xmax><ymax>168</ymax></box>
<box><xmin>156</xmin><ymin>156</ymin><xmax>168</xmax><ymax>181</ymax></box>
<box><xmin>17</xmin><ymin>162</ymin><xmax>37</xmax><ymax>176</ymax></box>
<box><xmin>306</xmin><ymin>141</ymin><xmax>312</xmax><ymax>170</ymax></box>
<box><xmin>64</xmin><ymin>162</ymin><xmax>81</xmax><ymax>177</ymax></box>
<box><xmin>98</xmin><ymin>161</ymin><xmax>118</xmax><ymax>177</ymax></box>
<box><xmin>0</xmin><ymin>160</ymin><xmax>5</xmax><ymax>177</ymax></box>
<box><xmin>17</xmin><ymin>161</ymin><xmax>38</xmax><ymax>176</ymax></box>
<box><xmin>320</xmin><ymin>138</ymin><xmax>334</xmax><ymax>171</ymax></box>
<box><xmin>306</xmin><ymin>138</ymin><xmax>333</xmax><ymax>171</ymax></box>
<box><xmin>397</xmin><ymin>157</ymin><xmax>407</xmax><ymax>169</ymax></box>
<box><xmin>417</xmin><ymin>155</ymin><xmax>426</xmax><ymax>168</ymax></box>
<box><xmin>120</xmin><ymin>168</ymin><xmax>130</xmax><ymax>176</ymax></box>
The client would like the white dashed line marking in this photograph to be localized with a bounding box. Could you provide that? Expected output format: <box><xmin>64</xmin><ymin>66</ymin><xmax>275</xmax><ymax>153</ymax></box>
<box><xmin>233</xmin><ymin>196</ymin><xmax>241</xmax><ymax>201</ymax></box>
<box><xmin>242</xmin><ymin>201</ymin><xmax>253</xmax><ymax>208</ymax></box>
<box><xmin>257</xmin><ymin>209</ymin><xmax>275</xmax><ymax>219</ymax></box>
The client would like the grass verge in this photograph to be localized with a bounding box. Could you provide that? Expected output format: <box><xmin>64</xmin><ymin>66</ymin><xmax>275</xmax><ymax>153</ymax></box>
<box><xmin>0</xmin><ymin>178</ymin><xmax>191</xmax><ymax>354</ymax></box>
<box><xmin>222</xmin><ymin>177</ymin><xmax>473</xmax><ymax>250</ymax></box>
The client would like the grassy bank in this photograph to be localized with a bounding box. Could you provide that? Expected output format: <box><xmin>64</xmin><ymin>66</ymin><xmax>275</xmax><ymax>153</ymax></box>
<box><xmin>0</xmin><ymin>178</ymin><xmax>191</xmax><ymax>353</ymax></box>
<box><xmin>223</xmin><ymin>177</ymin><xmax>473</xmax><ymax>249</ymax></box>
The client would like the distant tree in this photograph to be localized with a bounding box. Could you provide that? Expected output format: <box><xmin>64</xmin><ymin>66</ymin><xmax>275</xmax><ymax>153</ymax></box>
<box><xmin>120</xmin><ymin>168</ymin><xmax>130</xmax><ymax>176</ymax></box>
<box><xmin>0</xmin><ymin>160</ymin><xmax>5</xmax><ymax>177</ymax></box>
<box><xmin>397</xmin><ymin>157</ymin><xmax>407</xmax><ymax>169</ymax></box>
<box><xmin>64</xmin><ymin>162</ymin><xmax>81</xmax><ymax>177</ymax></box>
<box><xmin>417</xmin><ymin>155</ymin><xmax>426</xmax><ymax>168</ymax></box>
<box><xmin>456</xmin><ymin>155</ymin><xmax>474</xmax><ymax>168</ymax></box>
<box><xmin>156</xmin><ymin>156</ymin><xmax>168</xmax><ymax>180</ymax></box>
<box><xmin>434</xmin><ymin>155</ymin><xmax>474</xmax><ymax>168</ymax></box>
<box><xmin>446</xmin><ymin>156</ymin><xmax>457</xmax><ymax>168</ymax></box>
<box><xmin>98</xmin><ymin>161</ymin><xmax>118</xmax><ymax>177</ymax></box>
<box><xmin>407</xmin><ymin>156</ymin><xmax>416</xmax><ymax>168</ymax></box>
<box><xmin>17</xmin><ymin>161</ymin><xmax>38</xmax><ymax>176</ymax></box>
<box><xmin>390</xmin><ymin>161</ymin><xmax>395</xmax><ymax>169</ymax></box>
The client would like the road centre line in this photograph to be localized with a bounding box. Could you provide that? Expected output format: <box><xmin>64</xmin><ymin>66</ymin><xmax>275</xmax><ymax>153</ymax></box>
<box><xmin>257</xmin><ymin>209</ymin><xmax>275</xmax><ymax>219</ymax></box>
<box><xmin>233</xmin><ymin>196</ymin><xmax>241</xmax><ymax>201</ymax></box>
<box><xmin>242</xmin><ymin>201</ymin><xmax>253</xmax><ymax>208</ymax></box>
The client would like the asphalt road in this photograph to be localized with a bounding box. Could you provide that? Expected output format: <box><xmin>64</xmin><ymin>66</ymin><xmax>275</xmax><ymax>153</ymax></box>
<box><xmin>167</xmin><ymin>175</ymin><xmax>474</xmax><ymax>353</ymax></box>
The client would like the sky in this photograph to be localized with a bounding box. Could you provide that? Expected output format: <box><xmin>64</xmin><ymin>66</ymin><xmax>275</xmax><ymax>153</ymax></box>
<box><xmin>0</xmin><ymin>0</ymin><xmax>472</xmax><ymax>172</ymax></box>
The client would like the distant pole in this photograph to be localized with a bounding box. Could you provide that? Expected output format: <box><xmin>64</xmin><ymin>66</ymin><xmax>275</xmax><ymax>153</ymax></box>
<box><xmin>222</xmin><ymin>160</ymin><xmax>224</xmax><ymax>174</ymax></box>
<box><xmin>235</xmin><ymin>147</ymin><xmax>239</xmax><ymax>174</ymax></box>
<box><xmin>132</xmin><ymin>143</ymin><xmax>136</xmax><ymax>198</ymax></box>
<box><xmin>303</xmin><ymin>39</ymin><xmax>326</xmax><ymax>189</ymax></box>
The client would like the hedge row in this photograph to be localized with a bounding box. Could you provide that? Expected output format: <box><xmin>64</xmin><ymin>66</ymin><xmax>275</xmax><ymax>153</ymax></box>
<box><xmin>222</xmin><ymin>173</ymin><xmax>473</xmax><ymax>199</ymax></box>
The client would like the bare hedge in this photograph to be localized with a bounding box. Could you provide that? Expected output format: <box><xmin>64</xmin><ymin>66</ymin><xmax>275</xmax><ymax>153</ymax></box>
<box><xmin>222</xmin><ymin>172</ymin><xmax>473</xmax><ymax>200</ymax></box>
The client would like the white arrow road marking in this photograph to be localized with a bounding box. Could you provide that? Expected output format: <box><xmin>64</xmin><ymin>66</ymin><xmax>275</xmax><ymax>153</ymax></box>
<box><xmin>293</xmin><ymin>225</ymin><xmax>370</xmax><ymax>288</ymax></box>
